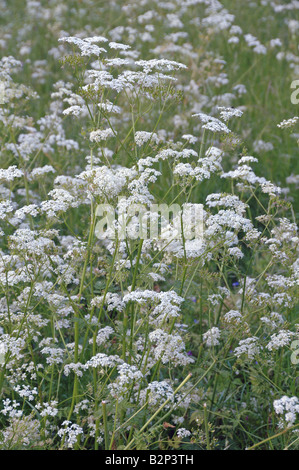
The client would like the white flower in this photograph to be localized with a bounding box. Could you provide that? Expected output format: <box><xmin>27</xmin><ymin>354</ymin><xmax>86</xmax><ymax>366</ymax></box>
<box><xmin>266</xmin><ymin>330</ymin><xmax>295</xmax><ymax>351</ymax></box>
<box><xmin>218</xmin><ymin>106</ymin><xmax>243</xmax><ymax>122</ymax></box>
<box><xmin>59</xmin><ymin>36</ymin><xmax>107</xmax><ymax>56</ymax></box>
<box><xmin>95</xmin><ymin>326</ymin><xmax>114</xmax><ymax>346</ymax></box>
<box><xmin>109</xmin><ymin>41</ymin><xmax>131</xmax><ymax>50</ymax></box>
<box><xmin>192</xmin><ymin>112</ymin><xmax>231</xmax><ymax>134</ymax></box>
<box><xmin>90</xmin><ymin>128</ymin><xmax>115</xmax><ymax>142</ymax></box>
<box><xmin>234</xmin><ymin>337</ymin><xmax>261</xmax><ymax>360</ymax></box>
<box><xmin>149</xmin><ymin>329</ymin><xmax>194</xmax><ymax>366</ymax></box>
<box><xmin>177</xmin><ymin>428</ymin><xmax>191</xmax><ymax>438</ymax></box>
<box><xmin>273</xmin><ymin>396</ymin><xmax>299</xmax><ymax>428</ymax></box>
<box><xmin>58</xmin><ymin>421</ymin><xmax>83</xmax><ymax>448</ymax></box>
<box><xmin>30</xmin><ymin>165</ymin><xmax>55</xmax><ymax>179</ymax></box>
<box><xmin>0</xmin><ymin>166</ymin><xmax>23</xmax><ymax>182</ymax></box>
<box><xmin>134</xmin><ymin>131</ymin><xmax>159</xmax><ymax>147</ymax></box>
<box><xmin>203</xmin><ymin>327</ymin><xmax>221</xmax><ymax>347</ymax></box>
<box><xmin>224</xmin><ymin>310</ymin><xmax>242</xmax><ymax>324</ymax></box>
<box><xmin>277</xmin><ymin>117</ymin><xmax>299</xmax><ymax>129</ymax></box>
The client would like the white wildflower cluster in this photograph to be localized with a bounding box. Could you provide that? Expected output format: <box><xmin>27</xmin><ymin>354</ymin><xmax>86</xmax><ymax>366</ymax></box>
<box><xmin>217</xmin><ymin>106</ymin><xmax>243</xmax><ymax>121</ymax></box>
<box><xmin>234</xmin><ymin>337</ymin><xmax>261</xmax><ymax>360</ymax></box>
<box><xmin>223</xmin><ymin>310</ymin><xmax>243</xmax><ymax>325</ymax></box>
<box><xmin>78</xmin><ymin>166</ymin><xmax>134</xmax><ymax>200</ymax></box>
<box><xmin>244</xmin><ymin>33</ymin><xmax>267</xmax><ymax>54</ymax></box>
<box><xmin>30</xmin><ymin>165</ymin><xmax>55</xmax><ymax>180</ymax></box>
<box><xmin>260</xmin><ymin>312</ymin><xmax>284</xmax><ymax>330</ymax></box>
<box><xmin>89</xmin><ymin>128</ymin><xmax>115</xmax><ymax>142</ymax></box>
<box><xmin>134</xmin><ymin>131</ymin><xmax>159</xmax><ymax>147</ymax></box>
<box><xmin>1</xmin><ymin>399</ymin><xmax>23</xmax><ymax>418</ymax></box>
<box><xmin>273</xmin><ymin>396</ymin><xmax>299</xmax><ymax>428</ymax></box>
<box><xmin>0</xmin><ymin>414</ymin><xmax>41</xmax><ymax>448</ymax></box>
<box><xmin>13</xmin><ymin>385</ymin><xmax>38</xmax><ymax>401</ymax></box>
<box><xmin>35</xmin><ymin>401</ymin><xmax>58</xmax><ymax>417</ymax></box>
<box><xmin>149</xmin><ymin>329</ymin><xmax>194</xmax><ymax>366</ymax></box>
<box><xmin>182</xmin><ymin>134</ymin><xmax>198</xmax><ymax>144</ymax></box>
<box><xmin>277</xmin><ymin>117</ymin><xmax>298</xmax><ymax>129</ymax></box>
<box><xmin>41</xmin><ymin>188</ymin><xmax>81</xmax><ymax>218</ymax></box>
<box><xmin>192</xmin><ymin>112</ymin><xmax>231</xmax><ymax>134</ymax></box>
<box><xmin>63</xmin><ymin>362</ymin><xmax>86</xmax><ymax>378</ymax></box>
<box><xmin>177</xmin><ymin>428</ymin><xmax>192</xmax><ymax>438</ymax></box>
<box><xmin>84</xmin><ymin>353</ymin><xmax>123</xmax><ymax>370</ymax></box>
<box><xmin>138</xmin><ymin>147</ymin><xmax>198</xmax><ymax>172</ymax></box>
<box><xmin>57</xmin><ymin>421</ymin><xmax>84</xmax><ymax>448</ymax></box>
<box><xmin>0</xmin><ymin>166</ymin><xmax>23</xmax><ymax>182</ymax></box>
<box><xmin>108</xmin><ymin>363</ymin><xmax>143</xmax><ymax>400</ymax></box>
<box><xmin>142</xmin><ymin>381</ymin><xmax>175</xmax><ymax>409</ymax></box>
<box><xmin>94</xmin><ymin>326</ymin><xmax>114</xmax><ymax>346</ymax></box>
<box><xmin>40</xmin><ymin>347</ymin><xmax>65</xmax><ymax>365</ymax></box>
<box><xmin>203</xmin><ymin>327</ymin><xmax>221</xmax><ymax>347</ymax></box>
<box><xmin>74</xmin><ymin>399</ymin><xmax>90</xmax><ymax>415</ymax></box>
<box><xmin>266</xmin><ymin>330</ymin><xmax>295</xmax><ymax>351</ymax></box>
<box><xmin>206</xmin><ymin>193</ymin><xmax>248</xmax><ymax>214</ymax></box>
<box><xmin>91</xmin><ymin>293</ymin><xmax>124</xmax><ymax>312</ymax></box>
<box><xmin>59</xmin><ymin>36</ymin><xmax>108</xmax><ymax>57</ymax></box>
<box><xmin>174</xmin><ymin>146</ymin><xmax>223</xmax><ymax>183</ymax></box>
<box><xmin>205</xmin><ymin>208</ymin><xmax>253</xmax><ymax>237</ymax></box>
<box><xmin>221</xmin><ymin>157</ymin><xmax>269</xmax><ymax>189</ymax></box>
<box><xmin>123</xmin><ymin>290</ymin><xmax>184</xmax><ymax>325</ymax></box>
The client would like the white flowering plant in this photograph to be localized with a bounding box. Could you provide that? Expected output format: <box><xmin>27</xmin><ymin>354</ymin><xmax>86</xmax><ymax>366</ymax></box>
<box><xmin>0</xmin><ymin>0</ymin><xmax>298</xmax><ymax>451</ymax></box>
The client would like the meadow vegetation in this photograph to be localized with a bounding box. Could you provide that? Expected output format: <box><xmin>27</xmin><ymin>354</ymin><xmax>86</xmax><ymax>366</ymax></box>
<box><xmin>0</xmin><ymin>0</ymin><xmax>298</xmax><ymax>450</ymax></box>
